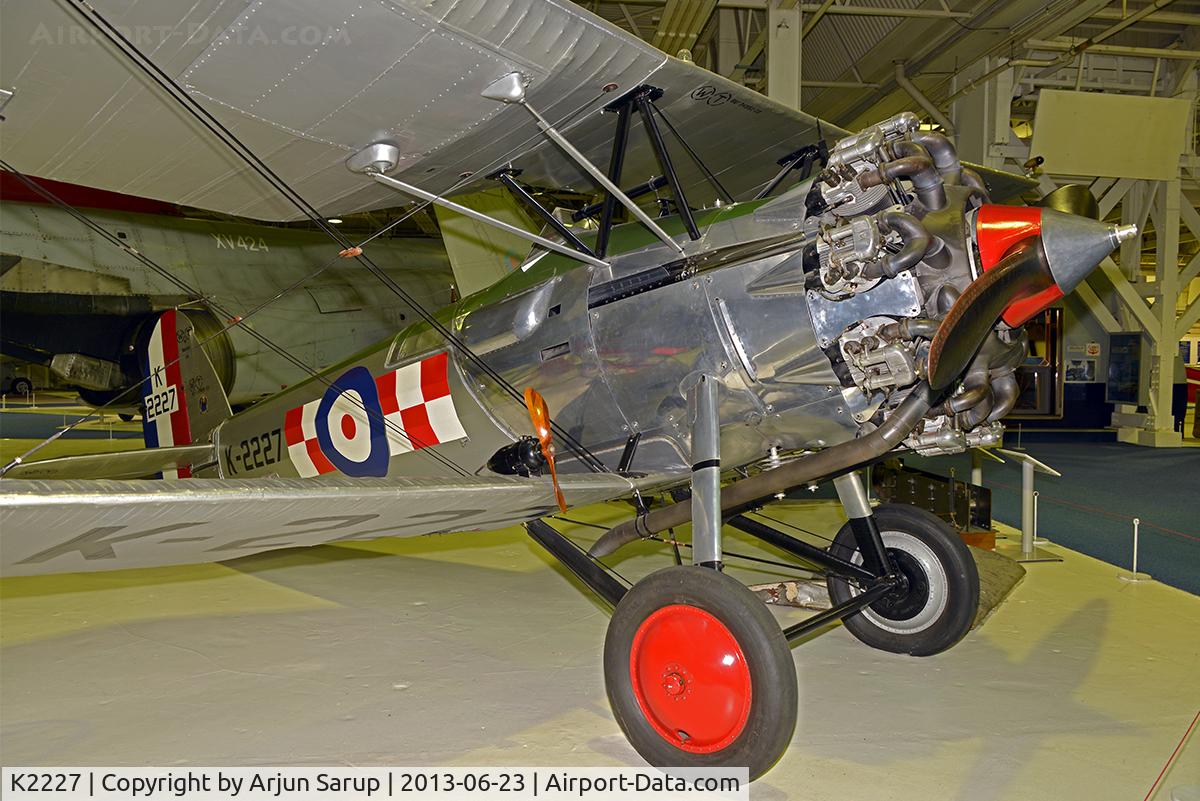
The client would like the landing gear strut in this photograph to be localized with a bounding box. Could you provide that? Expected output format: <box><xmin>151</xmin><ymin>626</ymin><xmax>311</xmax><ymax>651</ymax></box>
<box><xmin>601</xmin><ymin>375</ymin><xmax>797</xmax><ymax>778</ymax></box>
<box><xmin>527</xmin><ymin>462</ymin><xmax>978</xmax><ymax>778</ymax></box>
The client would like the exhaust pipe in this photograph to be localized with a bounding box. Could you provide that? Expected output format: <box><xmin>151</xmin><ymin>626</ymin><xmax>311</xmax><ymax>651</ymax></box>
<box><xmin>926</xmin><ymin>239</ymin><xmax>1052</xmax><ymax>391</ymax></box>
<box><xmin>859</xmin><ymin>155</ymin><xmax>947</xmax><ymax>212</ymax></box>
<box><xmin>910</xmin><ymin>130</ymin><xmax>961</xmax><ymax>184</ymax></box>
<box><xmin>877</xmin><ymin>210</ymin><xmax>932</xmax><ymax>278</ymax></box>
<box><xmin>588</xmin><ymin>383</ymin><xmax>935</xmax><ymax>558</ymax></box>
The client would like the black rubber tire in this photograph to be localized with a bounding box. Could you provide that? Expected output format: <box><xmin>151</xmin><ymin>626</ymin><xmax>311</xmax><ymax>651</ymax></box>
<box><xmin>12</xmin><ymin>378</ymin><xmax>32</xmax><ymax>397</ymax></box>
<box><xmin>826</xmin><ymin>504</ymin><xmax>978</xmax><ymax>657</ymax></box>
<box><xmin>604</xmin><ymin>566</ymin><xmax>797</xmax><ymax>780</ymax></box>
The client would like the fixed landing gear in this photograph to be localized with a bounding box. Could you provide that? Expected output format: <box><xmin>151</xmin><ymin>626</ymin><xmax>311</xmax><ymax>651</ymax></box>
<box><xmin>602</xmin><ymin>375</ymin><xmax>797</xmax><ymax>777</ymax></box>
<box><xmin>528</xmin><ymin>393</ymin><xmax>979</xmax><ymax>781</ymax></box>
<box><xmin>604</xmin><ymin>566</ymin><xmax>797</xmax><ymax>780</ymax></box>
<box><xmin>826</xmin><ymin>503</ymin><xmax>979</xmax><ymax>656</ymax></box>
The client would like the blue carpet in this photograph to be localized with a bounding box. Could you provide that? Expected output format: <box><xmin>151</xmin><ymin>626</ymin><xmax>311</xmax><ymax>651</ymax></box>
<box><xmin>911</xmin><ymin>443</ymin><xmax>1200</xmax><ymax>595</ymax></box>
<box><xmin>0</xmin><ymin>412</ymin><xmax>140</xmax><ymax>440</ymax></box>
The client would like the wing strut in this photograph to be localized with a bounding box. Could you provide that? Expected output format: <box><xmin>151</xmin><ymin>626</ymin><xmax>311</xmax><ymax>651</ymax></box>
<box><xmin>482</xmin><ymin>73</ymin><xmax>686</xmax><ymax>256</ymax></box>
<box><xmin>753</xmin><ymin>142</ymin><xmax>829</xmax><ymax>201</ymax></box>
<box><xmin>631</xmin><ymin>88</ymin><xmax>700</xmax><ymax>242</ymax></box>
<box><xmin>489</xmin><ymin>168</ymin><xmax>598</xmax><ymax>260</ymax></box>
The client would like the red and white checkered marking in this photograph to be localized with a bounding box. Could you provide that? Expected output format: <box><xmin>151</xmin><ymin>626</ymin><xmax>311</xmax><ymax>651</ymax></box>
<box><xmin>284</xmin><ymin>353</ymin><xmax>466</xmax><ymax>478</ymax></box>
<box><xmin>375</xmin><ymin>352</ymin><xmax>467</xmax><ymax>456</ymax></box>
<box><xmin>284</xmin><ymin>399</ymin><xmax>335</xmax><ymax>478</ymax></box>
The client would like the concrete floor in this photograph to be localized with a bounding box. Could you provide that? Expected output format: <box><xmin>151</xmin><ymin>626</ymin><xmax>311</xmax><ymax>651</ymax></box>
<box><xmin>1</xmin><ymin>500</ymin><xmax>1197</xmax><ymax>800</ymax></box>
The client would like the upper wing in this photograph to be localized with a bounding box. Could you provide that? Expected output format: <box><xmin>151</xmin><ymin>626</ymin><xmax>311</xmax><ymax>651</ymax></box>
<box><xmin>0</xmin><ymin>0</ymin><xmax>842</xmax><ymax>220</ymax></box>
<box><xmin>0</xmin><ymin>471</ymin><xmax>667</xmax><ymax>576</ymax></box>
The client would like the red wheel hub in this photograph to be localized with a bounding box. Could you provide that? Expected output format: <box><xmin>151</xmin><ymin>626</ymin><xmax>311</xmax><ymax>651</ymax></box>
<box><xmin>629</xmin><ymin>605</ymin><xmax>752</xmax><ymax>754</ymax></box>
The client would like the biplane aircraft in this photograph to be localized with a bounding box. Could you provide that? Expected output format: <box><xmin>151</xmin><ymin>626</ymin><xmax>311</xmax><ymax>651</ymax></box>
<box><xmin>0</xmin><ymin>0</ymin><xmax>1134</xmax><ymax>779</ymax></box>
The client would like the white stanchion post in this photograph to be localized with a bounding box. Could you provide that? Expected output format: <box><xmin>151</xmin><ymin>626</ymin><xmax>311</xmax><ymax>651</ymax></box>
<box><xmin>1033</xmin><ymin>490</ymin><xmax>1039</xmax><ymax>543</ymax></box>
<box><xmin>1119</xmin><ymin>516</ymin><xmax>1151</xmax><ymax>582</ymax></box>
<box><xmin>1032</xmin><ymin>490</ymin><xmax>1050</xmax><ymax>545</ymax></box>
<box><xmin>1132</xmin><ymin>518</ymin><xmax>1140</xmax><ymax>575</ymax></box>
<box><xmin>996</xmin><ymin>447</ymin><xmax>1061</xmax><ymax>563</ymax></box>
<box><xmin>1021</xmin><ymin>459</ymin><xmax>1035</xmax><ymax>556</ymax></box>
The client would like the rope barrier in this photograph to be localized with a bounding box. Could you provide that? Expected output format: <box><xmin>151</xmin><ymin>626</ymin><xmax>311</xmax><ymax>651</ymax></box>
<box><xmin>1142</xmin><ymin>709</ymin><xmax>1199</xmax><ymax>801</ymax></box>
<box><xmin>988</xmin><ymin>480</ymin><xmax>1200</xmax><ymax>544</ymax></box>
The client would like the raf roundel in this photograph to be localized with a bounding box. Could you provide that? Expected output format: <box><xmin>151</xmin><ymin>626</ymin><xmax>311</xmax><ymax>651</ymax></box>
<box><xmin>313</xmin><ymin>366</ymin><xmax>390</xmax><ymax>477</ymax></box>
<box><xmin>285</xmin><ymin>353</ymin><xmax>467</xmax><ymax>478</ymax></box>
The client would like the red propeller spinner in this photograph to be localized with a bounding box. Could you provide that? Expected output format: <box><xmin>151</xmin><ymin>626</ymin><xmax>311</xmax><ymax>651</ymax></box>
<box><xmin>927</xmin><ymin>204</ymin><xmax>1136</xmax><ymax>391</ymax></box>
<box><xmin>973</xmin><ymin>204</ymin><xmax>1137</xmax><ymax>327</ymax></box>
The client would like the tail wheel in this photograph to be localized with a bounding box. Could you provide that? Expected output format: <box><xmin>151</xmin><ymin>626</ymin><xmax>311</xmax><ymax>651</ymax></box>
<box><xmin>604</xmin><ymin>566</ymin><xmax>797</xmax><ymax>780</ymax></box>
<box><xmin>826</xmin><ymin>504</ymin><xmax>979</xmax><ymax>657</ymax></box>
<box><xmin>12</xmin><ymin>378</ymin><xmax>33</xmax><ymax>397</ymax></box>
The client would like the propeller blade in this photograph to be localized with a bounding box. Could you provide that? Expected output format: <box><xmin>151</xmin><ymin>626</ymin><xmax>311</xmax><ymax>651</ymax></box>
<box><xmin>927</xmin><ymin>239</ymin><xmax>1053</xmax><ymax>391</ymax></box>
<box><xmin>1036</xmin><ymin>184</ymin><xmax>1100</xmax><ymax>220</ymax></box>
<box><xmin>524</xmin><ymin>387</ymin><xmax>567</xmax><ymax>513</ymax></box>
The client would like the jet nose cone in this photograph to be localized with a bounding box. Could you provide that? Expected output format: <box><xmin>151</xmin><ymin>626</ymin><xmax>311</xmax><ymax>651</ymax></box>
<box><xmin>1040</xmin><ymin>207</ymin><xmax>1137</xmax><ymax>295</ymax></box>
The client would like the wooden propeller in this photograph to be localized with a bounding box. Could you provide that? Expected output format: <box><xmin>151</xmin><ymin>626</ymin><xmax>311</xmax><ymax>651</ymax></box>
<box><xmin>927</xmin><ymin>239</ymin><xmax>1052</xmax><ymax>391</ymax></box>
<box><xmin>524</xmin><ymin>387</ymin><xmax>567</xmax><ymax>513</ymax></box>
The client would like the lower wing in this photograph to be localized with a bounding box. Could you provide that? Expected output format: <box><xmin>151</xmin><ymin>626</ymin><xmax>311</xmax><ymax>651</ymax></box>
<box><xmin>3</xmin><ymin>444</ymin><xmax>214</xmax><ymax>480</ymax></box>
<box><xmin>0</xmin><ymin>472</ymin><xmax>667</xmax><ymax>576</ymax></box>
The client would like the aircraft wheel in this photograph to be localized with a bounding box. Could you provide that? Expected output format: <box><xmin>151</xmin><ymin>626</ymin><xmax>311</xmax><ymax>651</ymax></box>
<box><xmin>604</xmin><ymin>566</ymin><xmax>796</xmax><ymax>780</ymax></box>
<box><xmin>826</xmin><ymin>504</ymin><xmax>978</xmax><ymax>657</ymax></box>
<box><xmin>12</xmin><ymin>378</ymin><xmax>33</xmax><ymax>397</ymax></box>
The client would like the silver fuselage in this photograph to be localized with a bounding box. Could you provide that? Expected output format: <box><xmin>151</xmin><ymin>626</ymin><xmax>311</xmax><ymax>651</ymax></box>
<box><xmin>211</xmin><ymin>183</ymin><xmax>894</xmax><ymax>479</ymax></box>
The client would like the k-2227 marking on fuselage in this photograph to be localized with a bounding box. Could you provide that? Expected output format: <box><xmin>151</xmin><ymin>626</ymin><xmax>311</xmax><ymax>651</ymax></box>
<box><xmin>224</xmin><ymin>428</ymin><xmax>283</xmax><ymax>476</ymax></box>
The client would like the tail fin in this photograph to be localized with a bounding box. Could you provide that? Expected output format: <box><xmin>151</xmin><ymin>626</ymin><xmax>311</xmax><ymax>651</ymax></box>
<box><xmin>434</xmin><ymin>187</ymin><xmax>538</xmax><ymax>297</ymax></box>
<box><xmin>140</xmin><ymin>309</ymin><xmax>231</xmax><ymax>476</ymax></box>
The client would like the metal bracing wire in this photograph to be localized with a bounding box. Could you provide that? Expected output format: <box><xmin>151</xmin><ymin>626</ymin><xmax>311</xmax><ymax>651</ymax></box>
<box><xmin>0</xmin><ymin>162</ymin><xmax>474</xmax><ymax>478</ymax></box>
<box><xmin>59</xmin><ymin>0</ymin><xmax>611</xmax><ymax>474</ymax></box>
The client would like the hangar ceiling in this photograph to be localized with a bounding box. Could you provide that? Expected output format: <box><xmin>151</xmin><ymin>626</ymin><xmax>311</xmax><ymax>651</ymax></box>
<box><xmin>580</xmin><ymin>0</ymin><xmax>1199</xmax><ymax>303</ymax></box>
<box><xmin>581</xmin><ymin>0</ymin><xmax>1199</xmax><ymax>130</ymax></box>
